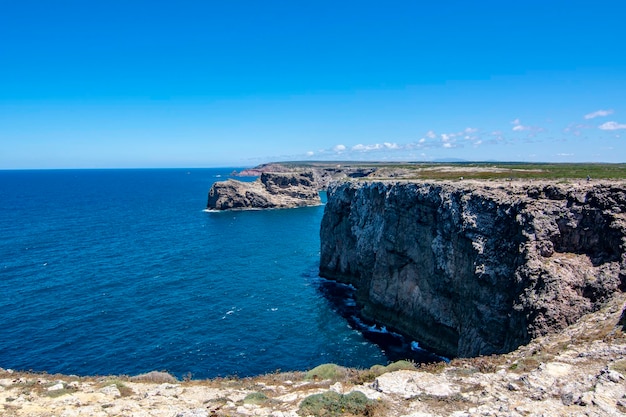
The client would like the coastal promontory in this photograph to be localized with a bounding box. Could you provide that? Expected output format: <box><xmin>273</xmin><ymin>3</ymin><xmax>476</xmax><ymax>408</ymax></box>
<box><xmin>206</xmin><ymin>171</ymin><xmax>321</xmax><ymax>210</ymax></box>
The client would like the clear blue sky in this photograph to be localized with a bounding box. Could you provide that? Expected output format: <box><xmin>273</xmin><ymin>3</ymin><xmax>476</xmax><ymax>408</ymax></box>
<box><xmin>1</xmin><ymin>0</ymin><xmax>625</xmax><ymax>168</ymax></box>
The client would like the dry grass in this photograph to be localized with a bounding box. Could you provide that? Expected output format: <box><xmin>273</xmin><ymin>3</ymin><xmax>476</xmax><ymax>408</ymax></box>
<box><xmin>43</xmin><ymin>386</ymin><xmax>78</xmax><ymax>398</ymax></box>
<box><xmin>610</xmin><ymin>359</ymin><xmax>626</xmax><ymax>376</ymax></box>
<box><xmin>447</xmin><ymin>354</ymin><xmax>509</xmax><ymax>375</ymax></box>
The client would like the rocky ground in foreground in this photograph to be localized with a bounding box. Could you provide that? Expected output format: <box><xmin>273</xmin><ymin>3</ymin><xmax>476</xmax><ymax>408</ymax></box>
<box><xmin>2</xmin><ymin>294</ymin><xmax>624</xmax><ymax>417</ymax></box>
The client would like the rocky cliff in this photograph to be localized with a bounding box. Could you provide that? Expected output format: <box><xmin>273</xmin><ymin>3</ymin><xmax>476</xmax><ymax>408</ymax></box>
<box><xmin>207</xmin><ymin>172</ymin><xmax>321</xmax><ymax>210</ymax></box>
<box><xmin>234</xmin><ymin>162</ymin><xmax>378</xmax><ymax>189</ymax></box>
<box><xmin>319</xmin><ymin>180</ymin><xmax>626</xmax><ymax>358</ymax></box>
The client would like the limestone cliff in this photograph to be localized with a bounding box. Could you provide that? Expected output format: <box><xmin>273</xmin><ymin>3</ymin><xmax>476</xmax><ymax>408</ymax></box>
<box><xmin>206</xmin><ymin>172</ymin><xmax>321</xmax><ymax>210</ymax></box>
<box><xmin>319</xmin><ymin>180</ymin><xmax>626</xmax><ymax>358</ymax></box>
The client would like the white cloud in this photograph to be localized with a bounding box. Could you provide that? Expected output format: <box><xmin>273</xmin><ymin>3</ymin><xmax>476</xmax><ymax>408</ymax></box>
<box><xmin>441</xmin><ymin>133</ymin><xmax>451</xmax><ymax>142</ymax></box>
<box><xmin>511</xmin><ymin>118</ymin><xmax>531</xmax><ymax>131</ymax></box>
<box><xmin>352</xmin><ymin>143</ymin><xmax>379</xmax><ymax>151</ymax></box>
<box><xmin>333</xmin><ymin>144</ymin><xmax>346</xmax><ymax>152</ymax></box>
<box><xmin>306</xmin><ymin>151</ymin><xmax>314</xmax><ymax>156</ymax></box>
<box><xmin>599</xmin><ymin>121</ymin><xmax>626</xmax><ymax>130</ymax></box>
<box><xmin>510</xmin><ymin>118</ymin><xmax>545</xmax><ymax>135</ymax></box>
<box><xmin>350</xmin><ymin>142</ymin><xmax>400</xmax><ymax>152</ymax></box>
<box><xmin>464</xmin><ymin>127</ymin><xmax>478</xmax><ymax>134</ymax></box>
<box><xmin>511</xmin><ymin>118</ymin><xmax>526</xmax><ymax>131</ymax></box>
<box><xmin>557</xmin><ymin>153</ymin><xmax>574</xmax><ymax>157</ymax></box>
<box><xmin>563</xmin><ymin>123</ymin><xmax>592</xmax><ymax>136</ymax></box>
<box><xmin>443</xmin><ymin>143</ymin><xmax>453</xmax><ymax>148</ymax></box>
<box><xmin>418</xmin><ymin>138</ymin><xmax>426</xmax><ymax>144</ymax></box>
<box><xmin>426</xmin><ymin>130</ymin><xmax>437</xmax><ymax>139</ymax></box>
<box><xmin>584</xmin><ymin>109</ymin><xmax>614</xmax><ymax>119</ymax></box>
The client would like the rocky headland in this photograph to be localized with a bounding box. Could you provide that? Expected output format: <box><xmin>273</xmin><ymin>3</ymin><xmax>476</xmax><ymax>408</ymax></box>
<box><xmin>320</xmin><ymin>179</ymin><xmax>626</xmax><ymax>360</ymax></box>
<box><xmin>206</xmin><ymin>172</ymin><xmax>322</xmax><ymax>210</ymax></box>
<box><xmin>207</xmin><ymin>163</ymin><xmax>385</xmax><ymax>211</ymax></box>
<box><xmin>234</xmin><ymin>162</ymin><xmax>378</xmax><ymax>189</ymax></box>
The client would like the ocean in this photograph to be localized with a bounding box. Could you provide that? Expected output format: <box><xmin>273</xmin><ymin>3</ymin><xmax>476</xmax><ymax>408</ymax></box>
<box><xmin>0</xmin><ymin>168</ymin><xmax>437</xmax><ymax>379</ymax></box>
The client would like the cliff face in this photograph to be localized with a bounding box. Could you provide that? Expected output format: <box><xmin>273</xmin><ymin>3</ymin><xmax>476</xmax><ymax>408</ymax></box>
<box><xmin>207</xmin><ymin>172</ymin><xmax>321</xmax><ymax>210</ymax></box>
<box><xmin>319</xmin><ymin>180</ymin><xmax>626</xmax><ymax>358</ymax></box>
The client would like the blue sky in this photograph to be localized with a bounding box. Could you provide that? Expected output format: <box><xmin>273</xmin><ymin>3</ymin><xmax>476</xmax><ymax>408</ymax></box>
<box><xmin>1</xmin><ymin>1</ymin><xmax>625</xmax><ymax>168</ymax></box>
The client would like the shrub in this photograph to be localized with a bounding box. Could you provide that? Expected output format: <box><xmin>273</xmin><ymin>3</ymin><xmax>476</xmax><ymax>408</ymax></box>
<box><xmin>243</xmin><ymin>391</ymin><xmax>268</xmax><ymax>405</ymax></box>
<box><xmin>352</xmin><ymin>360</ymin><xmax>418</xmax><ymax>384</ymax></box>
<box><xmin>130</xmin><ymin>371</ymin><xmax>178</xmax><ymax>384</ymax></box>
<box><xmin>304</xmin><ymin>364</ymin><xmax>347</xmax><ymax>381</ymax></box>
<box><xmin>298</xmin><ymin>390</ymin><xmax>376</xmax><ymax>417</ymax></box>
<box><xmin>383</xmin><ymin>360</ymin><xmax>416</xmax><ymax>373</ymax></box>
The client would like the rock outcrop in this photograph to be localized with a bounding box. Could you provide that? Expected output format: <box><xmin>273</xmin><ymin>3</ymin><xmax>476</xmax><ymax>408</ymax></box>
<box><xmin>319</xmin><ymin>179</ymin><xmax>626</xmax><ymax>358</ymax></box>
<box><xmin>234</xmin><ymin>162</ymin><xmax>379</xmax><ymax>189</ymax></box>
<box><xmin>207</xmin><ymin>172</ymin><xmax>321</xmax><ymax>210</ymax></box>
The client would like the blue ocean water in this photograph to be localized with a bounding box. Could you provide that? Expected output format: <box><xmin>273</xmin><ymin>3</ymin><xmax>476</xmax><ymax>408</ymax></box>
<box><xmin>0</xmin><ymin>169</ymin><xmax>436</xmax><ymax>379</ymax></box>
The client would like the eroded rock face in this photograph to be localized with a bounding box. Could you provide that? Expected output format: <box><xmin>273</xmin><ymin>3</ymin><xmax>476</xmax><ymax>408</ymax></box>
<box><xmin>319</xmin><ymin>180</ymin><xmax>626</xmax><ymax>358</ymax></box>
<box><xmin>207</xmin><ymin>172</ymin><xmax>322</xmax><ymax>210</ymax></box>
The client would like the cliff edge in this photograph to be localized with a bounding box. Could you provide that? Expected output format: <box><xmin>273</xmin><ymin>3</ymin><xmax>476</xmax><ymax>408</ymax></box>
<box><xmin>207</xmin><ymin>172</ymin><xmax>321</xmax><ymax>210</ymax></box>
<box><xmin>319</xmin><ymin>179</ymin><xmax>626</xmax><ymax>358</ymax></box>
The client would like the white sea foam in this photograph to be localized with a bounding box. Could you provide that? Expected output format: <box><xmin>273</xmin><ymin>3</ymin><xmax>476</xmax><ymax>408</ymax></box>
<box><xmin>412</xmin><ymin>341</ymin><xmax>450</xmax><ymax>363</ymax></box>
<box><xmin>352</xmin><ymin>316</ymin><xmax>398</xmax><ymax>335</ymax></box>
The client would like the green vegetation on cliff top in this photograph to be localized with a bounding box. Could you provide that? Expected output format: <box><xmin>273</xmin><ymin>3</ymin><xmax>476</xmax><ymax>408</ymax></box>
<box><xmin>276</xmin><ymin>161</ymin><xmax>626</xmax><ymax>180</ymax></box>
